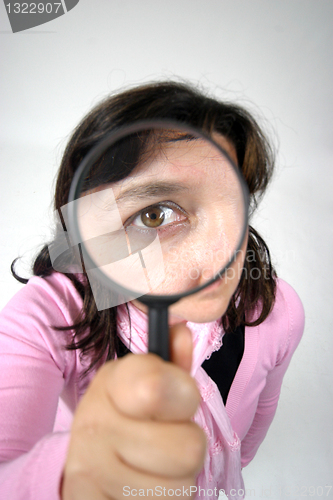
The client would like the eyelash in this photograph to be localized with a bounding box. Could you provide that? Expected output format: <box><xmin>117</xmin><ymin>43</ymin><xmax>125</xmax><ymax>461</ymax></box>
<box><xmin>124</xmin><ymin>201</ymin><xmax>188</xmax><ymax>233</ymax></box>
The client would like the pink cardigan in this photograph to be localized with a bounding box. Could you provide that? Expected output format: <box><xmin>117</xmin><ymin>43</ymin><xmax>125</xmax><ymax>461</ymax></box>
<box><xmin>0</xmin><ymin>272</ymin><xmax>304</xmax><ymax>499</ymax></box>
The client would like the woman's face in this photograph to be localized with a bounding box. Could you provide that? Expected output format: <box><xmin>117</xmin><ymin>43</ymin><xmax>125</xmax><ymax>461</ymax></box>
<box><xmin>77</xmin><ymin>132</ymin><xmax>248</xmax><ymax>325</ymax></box>
<box><xmin>119</xmin><ymin>133</ymin><xmax>247</xmax><ymax>325</ymax></box>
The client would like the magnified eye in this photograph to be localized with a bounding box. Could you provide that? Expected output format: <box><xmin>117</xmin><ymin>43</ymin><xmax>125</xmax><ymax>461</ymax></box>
<box><xmin>140</xmin><ymin>206</ymin><xmax>166</xmax><ymax>228</ymax></box>
<box><xmin>129</xmin><ymin>204</ymin><xmax>186</xmax><ymax>229</ymax></box>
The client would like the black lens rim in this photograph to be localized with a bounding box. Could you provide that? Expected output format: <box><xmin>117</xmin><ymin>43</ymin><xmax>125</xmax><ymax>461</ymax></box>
<box><xmin>67</xmin><ymin>119</ymin><xmax>250</xmax><ymax>304</ymax></box>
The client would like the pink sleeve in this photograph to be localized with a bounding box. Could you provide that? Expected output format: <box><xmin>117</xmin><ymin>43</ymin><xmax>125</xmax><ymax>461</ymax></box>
<box><xmin>0</xmin><ymin>433</ymin><xmax>70</xmax><ymax>499</ymax></box>
<box><xmin>0</xmin><ymin>274</ymin><xmax>81</xmax><ymax>499</ymax></box>
<box><xmin>240</xmin><ymin>280</ymin><xmax>305</xmax><ymax>467</ymax></box>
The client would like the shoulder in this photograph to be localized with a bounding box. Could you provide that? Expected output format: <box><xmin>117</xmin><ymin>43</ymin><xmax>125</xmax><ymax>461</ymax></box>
<box><xmin>0</xmin><ymin>273</ymin><xmax>84</xmax><ymax>373</ymax></box>
<box><xmin>257</xmin><ymin>278</ymin><xmax>305</xmax><ymax>365</ymax></box>
<box><xmin>1</xmin><ymin>272</ymin><xmax>83</xmax><ymax>326</ymax></box>
<box><xmin>274</xmin><ymin>278</ymin><xmax>305</xmax><ymax>339</ymax></box>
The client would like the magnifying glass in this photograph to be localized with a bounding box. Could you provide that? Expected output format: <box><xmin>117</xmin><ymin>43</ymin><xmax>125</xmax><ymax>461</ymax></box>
<box><xmin>66</xmin><ymin>120</ymin><xmax>249</xmax><ymax>361</ymax></box>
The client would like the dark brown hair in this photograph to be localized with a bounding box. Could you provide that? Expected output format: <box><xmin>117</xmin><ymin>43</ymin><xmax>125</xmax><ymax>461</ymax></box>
<box><xmin>12</xmin><ymin>81</ymin><xmax>276</xmax><ymax>374</ymax></box>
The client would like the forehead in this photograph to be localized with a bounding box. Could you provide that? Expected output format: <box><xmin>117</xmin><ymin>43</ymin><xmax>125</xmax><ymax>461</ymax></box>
<box><xmin>111</xmin><ymin>134</ymin><xmax>238</xmax><ymax>199</ymax></box>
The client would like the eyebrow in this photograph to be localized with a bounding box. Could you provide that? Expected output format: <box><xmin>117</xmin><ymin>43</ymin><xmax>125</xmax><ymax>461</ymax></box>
<box><xmin>115</xmin><ymin>181</ymin><xmax>191</xmax><ymax>204</ymax></box>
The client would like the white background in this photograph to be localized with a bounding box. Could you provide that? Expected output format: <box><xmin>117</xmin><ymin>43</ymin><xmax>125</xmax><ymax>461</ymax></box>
<box><xmin>0</xmin><ymin>1</ymin><xmax>332</xmax><ymax>498</ymax></box>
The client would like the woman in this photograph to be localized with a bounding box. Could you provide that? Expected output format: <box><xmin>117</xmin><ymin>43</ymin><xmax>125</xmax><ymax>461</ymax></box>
<box><xmin>0</xmin><ymin>81</ymin><xmax>305</xmax><ymax>499</ymax></box>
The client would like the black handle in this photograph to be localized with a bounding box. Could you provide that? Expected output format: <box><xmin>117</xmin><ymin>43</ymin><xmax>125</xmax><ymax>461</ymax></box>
<box><xmin>148</xmin><ymin>304</ymin><xmax>169</xmax><ymax>361</ymax></box>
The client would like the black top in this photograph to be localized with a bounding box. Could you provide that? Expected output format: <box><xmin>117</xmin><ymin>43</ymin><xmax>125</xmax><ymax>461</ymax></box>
<box><xmin>202</xmin><ymin>324</ymin><xmax>245</xmax><ymax>405</ymax></box>
<box><xmin>117</xmin><ymin>323</ymin><xmax>245</xmax><ymax>406</ymax></box>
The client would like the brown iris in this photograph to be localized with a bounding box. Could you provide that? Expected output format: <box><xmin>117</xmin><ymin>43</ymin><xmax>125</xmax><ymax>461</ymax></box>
<box><xmin>141</xmin><ymin>207</ymin><xmax>165</xmax><ymax>228</ymax></box>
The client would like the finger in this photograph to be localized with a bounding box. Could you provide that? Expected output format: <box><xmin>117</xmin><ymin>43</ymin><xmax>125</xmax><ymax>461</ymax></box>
<box><xmin>169</xmin><ymin>322</ymin><xmax>193</xmax><ymax>372</ymax></box>
<box><xmin>107</xmin><ymin>354</ymin><xmax>200</xmax><ymax>421</ymax></box>
<box><xmin>103</xmin><ymin>461</ymin><xmax>197</xmax><ymax>500</ymax></box>
<box><xmin>62</xmin><ymin>474</ymin><xmax>106</xmax><ymax>500</ymax></box>
<box><xmin>70</xmin><ymin>361</ymin><xmax>205</xmax><ymax>480</ymax></box>
<box><xmin>74</xmin><ymin>389</ymin><xmax>206</xmax><ymax>478</ymax></box>
<box><xmin>115</xmin><ymin>419</ymin><xmax>206</xmax><ymax>478</ymax></box>
<box><xmin>65</xmin><ymin>425</ymin><xmax>199</xmax><ymax>500</ymax></box>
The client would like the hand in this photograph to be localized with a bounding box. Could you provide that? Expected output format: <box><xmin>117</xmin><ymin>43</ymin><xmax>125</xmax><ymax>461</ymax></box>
<box><xmin>61</xmin><ymin>323</ymin><xmax>206</xmax><ymax>499</ymax></box>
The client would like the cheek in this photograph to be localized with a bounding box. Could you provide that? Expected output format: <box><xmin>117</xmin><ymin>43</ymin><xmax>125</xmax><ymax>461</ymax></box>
<box><xmin>144</xmin><ymin>231</ymin><xmax>238</xmax><ymax>296</ymax></box>
<box><xmin>223</xmin><ymin>253</ymin><xmax>246</xmax><ymax>295</ymax></box>
<box><xmin>131</xmin><ymin>233</ymin><xmax>248</xmax><ymax>324</ymax></box>
<box><xmin>168</xmin><ymin>235</ymin><xmax>248</xmax><ymax>323</ymax></box>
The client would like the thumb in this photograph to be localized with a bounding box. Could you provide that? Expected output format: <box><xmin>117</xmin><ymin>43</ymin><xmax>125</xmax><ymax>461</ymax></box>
<box><xmin>169</xmin><ymin>322</ymin><xmax>193</xmax><ymax>373</ymax></box>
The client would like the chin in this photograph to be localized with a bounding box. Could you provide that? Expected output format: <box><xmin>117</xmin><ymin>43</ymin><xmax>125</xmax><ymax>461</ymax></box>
<box><xmin>130</xmin><ymin>277</ymin><xmax>237</xmax><ymax>326</ymax></box>
<box><xmin>168</xmin><ymin>295</ymin><xmax>230</xmax><ymax>325</ymax></box>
